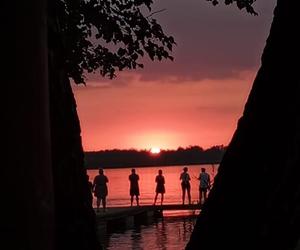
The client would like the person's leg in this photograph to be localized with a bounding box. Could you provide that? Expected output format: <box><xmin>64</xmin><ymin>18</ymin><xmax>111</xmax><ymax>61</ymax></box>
<box><xmin>130</xmin><ymin>195</ymin><xmax>133</xmax><ymax>206</ymax></box>
<box><xmin>203</xmin><ymin>189</ymin><xmax>207</xmax><ymax>203</ymax></box>
<box><xmin>154</xmin><ymin>193</ymin><xmax>158</xmax><ymax>205</ymax></box>
<box><xmin>182</xmin><ymin>186</ymin><xmax>186</xmax><ymax>204</ymax></box>
<box><xmin>187</xmin><ymin>185</ymin><xmax>191</xmax><ymax>204</ymax></box>
<box><xmin>103</xmin><ymin>197</ymin><xmax>106</xmax><ymax>211</ymax></box>
<box><xmin>199</xmin><ymin>188</ymin><xmax>202</xmax><ymax>204</ymax></box>
<box><xmin>136</xmin><ymin>195</ymin><xmax>139</xmax><ymax>206</ymax></box>
<box><xmin>96</xmin><ymin>197</ymin><xmax>100</xmax><ymax>212</ymax></box>
<box><xmin>161</xmin><ymin>193</ymin><xmax>164</xmax><ymax>206</ymax></box>
<box><xmin>99</xmin><ymin>198</ymin><xmax>102</xmax><ymax>209</ymax></box>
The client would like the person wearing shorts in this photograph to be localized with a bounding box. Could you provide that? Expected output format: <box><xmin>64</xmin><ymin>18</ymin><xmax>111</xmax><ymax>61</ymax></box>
<box><xmin>180</xmin><ymin>166</ymin><xmax>191</xmax><ymax>205</ymax></box>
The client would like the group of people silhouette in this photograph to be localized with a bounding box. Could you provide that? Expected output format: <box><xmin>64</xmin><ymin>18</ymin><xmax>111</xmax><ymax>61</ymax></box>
<box><xmin>180</xmin><ymin>166</ymin><xmax>211</xmax><ymax>206</ymax></box>
<box><xmin>89</xmin><ymin>166</ymin><xmax>211</xmax><ymax>212</ymax></box>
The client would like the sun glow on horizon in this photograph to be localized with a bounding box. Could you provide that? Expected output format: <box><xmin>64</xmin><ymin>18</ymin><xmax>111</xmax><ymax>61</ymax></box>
<box><xmin>150</xmin><ymin>147</ymin><xmax>161</xmax><ymax>154</ymax></box>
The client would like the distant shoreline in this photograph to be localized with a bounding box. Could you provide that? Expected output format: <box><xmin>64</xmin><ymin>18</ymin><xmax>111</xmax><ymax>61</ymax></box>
<box><xmin>84</xmin><ymin>145</ymin><xmax>226</xmax><ymax>170</ymax></box>
<box><xmin>86</xmin><ymin>161</ymin><xmax>220</xmax><ymax>170</ymax></box>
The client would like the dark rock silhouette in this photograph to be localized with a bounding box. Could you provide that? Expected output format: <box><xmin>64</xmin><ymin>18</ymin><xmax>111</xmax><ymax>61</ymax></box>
<box><xmin>187</xmin><ymin>0</ymin><xmax>300</xmax><ymax>249</ymax></box>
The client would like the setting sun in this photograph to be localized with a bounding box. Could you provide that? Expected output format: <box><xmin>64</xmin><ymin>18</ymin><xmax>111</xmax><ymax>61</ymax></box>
<box><xmin>150</xmin><ymin>147</ymin><xmax>161</xmax><ymax>154</ymax></box>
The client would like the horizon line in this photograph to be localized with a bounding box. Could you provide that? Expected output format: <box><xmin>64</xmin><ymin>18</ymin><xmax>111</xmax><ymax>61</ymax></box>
<box><xmin>84</xmin><ymin>144</ymin><xmax>227</xmax><ymax>152</ymax></box>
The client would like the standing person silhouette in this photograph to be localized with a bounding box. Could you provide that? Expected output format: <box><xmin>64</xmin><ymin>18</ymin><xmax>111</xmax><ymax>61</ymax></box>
<box><xmin>93</xmin><ymin>168</ymin><xmax>109</xmax><ymax>212</ymax></box>
<box><xmin>154</xmin><ymin>169</ymin><xmax>165</xmax><ymax>206</ymax></box>
<box><xmin>129</xmin><ymin>168</ymin><xmax>140</xmax><ymax>206</ymax></box>
<box><xmin>198</xmin><ymin>167</ymin><xmax>211</xmax><ymax>205</ymax></box>
<box><xmin>180</xmin><ymin>166</ymin><xmax>191</xmax><ymax>205</ymax></box>
<box><xmin>86</xmin><ymin>174</ymin><xmax>93</xmax><ymax>207</ymax></box>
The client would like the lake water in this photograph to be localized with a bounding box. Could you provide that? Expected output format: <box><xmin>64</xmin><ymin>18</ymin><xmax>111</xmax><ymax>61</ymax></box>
<box><xmin>87</xmin><ymin>164</ymin><xmax>218</xmax><ymax>249</ymax></box>
<box><xmin>87</xmin><ymin>164</ymin><xmax>218</xmax><ymax>207</ymax></box>
<box><xmin>103</xmin><ymin>216</ymin><xmax>197</xmax><ymax>250</ymax></box>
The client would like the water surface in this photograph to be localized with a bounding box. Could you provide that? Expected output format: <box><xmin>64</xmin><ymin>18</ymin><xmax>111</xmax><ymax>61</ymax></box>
<box><xmin>104</xmin><ymin>217</ymin><xmax>197</xmax><ymax>250</ymax></box>
<box><xmin>87</xmin><ymin>164</ymin><xmax>218</xmax><ymax>207</ymax></box>
<box><xmin>87</xmin><ymin>164</ymin><xmax>218</xmax><ymax>249</ymax></box>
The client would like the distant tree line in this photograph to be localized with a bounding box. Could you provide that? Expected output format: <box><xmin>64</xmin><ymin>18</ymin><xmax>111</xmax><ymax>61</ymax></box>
<box><xmin>84</xmin><ymin>145</ymin><xmax>227</xmax><ymax>169</ymax></box>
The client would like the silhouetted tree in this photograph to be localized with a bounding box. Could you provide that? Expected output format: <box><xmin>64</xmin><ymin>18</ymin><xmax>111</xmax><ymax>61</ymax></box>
<box><xmin>84</xmin><ymin>146</ymin><xmax>225</xmax><ymax>168</ymax></box>
<box><xmin>53</xmin><ymin>0</ymin><xmax>175</xmax><ymax>84</ymax></box>
<box><xmin>187</xmin><ymin>0</ymin><xmax>300</xmax><ymax>249</ymax></box>
<box><xmin>47</xmin><ymin>1</ymin><xmax>174</xmax><ymax>249</ymax></box>
<box><xmin>9</xmin><ymin>0</ymin><xmax>299</xmax><ymax>250</ymax></box>
<box><xmin>6</xmin><ymin>1</ymin><xmax>55</xmax><ymax>250</ymax></box>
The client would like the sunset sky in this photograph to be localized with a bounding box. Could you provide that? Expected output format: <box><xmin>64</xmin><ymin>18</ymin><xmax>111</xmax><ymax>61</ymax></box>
<box><xmin>72</xmin><ymin>0</ymin><xmax>276</xmax><ymax>151</ymax></box>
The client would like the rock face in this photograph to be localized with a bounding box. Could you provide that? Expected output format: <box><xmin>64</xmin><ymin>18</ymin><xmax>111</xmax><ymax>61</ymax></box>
<box><xmin>186</xmin><ymin>0</ymin><xmax>300</xmax><ymax>249</ymax></box>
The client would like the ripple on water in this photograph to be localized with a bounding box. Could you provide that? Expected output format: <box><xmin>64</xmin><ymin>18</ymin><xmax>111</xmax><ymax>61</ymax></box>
<box><xmin>104</xmin><ymin>216</ymin><xmax>197</xmax><ymax>250</ymax></box>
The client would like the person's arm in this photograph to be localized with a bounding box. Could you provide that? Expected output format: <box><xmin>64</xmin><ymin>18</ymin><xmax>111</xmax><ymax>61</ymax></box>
<box><xmin>106</xmin><ymin>176</ymin><xmax>109</xmax><ymax>183</ymax></box>
<box><xmin>163</xmin><ymin>176</ymin><xmax>165</xmax><ymax>184</ymax></box>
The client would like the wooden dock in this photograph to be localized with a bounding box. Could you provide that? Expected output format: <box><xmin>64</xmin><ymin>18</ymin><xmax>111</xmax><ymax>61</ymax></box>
<box><xmin>95</xmin><ymin>204</ymin><xmax>201</xmax><ymax>218</ymax></box>
<box><xmin>95</xmin><ymin>204</ymin><xmax>201</xmax><ymax>236</ymax></box>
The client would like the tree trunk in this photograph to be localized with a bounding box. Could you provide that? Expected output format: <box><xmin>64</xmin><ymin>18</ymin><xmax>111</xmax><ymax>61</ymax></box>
<box><xmin>4</xmin><ymin>0</ymin><xmax>54</xmax><ymax>249</ymax></box>
<box><xmin>47</xmin><ymin>3</ymin><xmax>100</xmax><ymax>250</ymax></box>
<box><xmin>187</xmin><ymin>0</ymin><xmax>300</xmax><ymax>249</ymax></box>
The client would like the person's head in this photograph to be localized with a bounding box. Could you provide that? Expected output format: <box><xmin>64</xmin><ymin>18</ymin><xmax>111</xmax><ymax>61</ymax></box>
<box><xmin>158</xmin><ymin>169</ymin><xmax>163</xmax><ymax>175</ymax></box>
<box><xmin>131</xmin><ymin>168</ymin><xmax>136</xmax><ymax>174</ymax></box>
<box><xmin>99</xmin><ymin>168</ymin><xmax>104</xmax><ymax>175</ymax></box>
<box><xmin>183</xmin><ymin>166</ymin><xmax>188</xmax><ymax>172</ymax></box>
<box><xmin>201</xmin><ymin>168</ymin><xmax>206</xmax><ymax>172</ymax></box>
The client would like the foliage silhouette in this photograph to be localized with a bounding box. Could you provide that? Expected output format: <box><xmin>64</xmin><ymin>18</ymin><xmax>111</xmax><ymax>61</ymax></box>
<box><xmin>85</xmin><ymin>145</ymin><xmax>226</xmax><ymax>168</ymax></box>
<box><xmin>56</xmin><ymin>0</ymin><xmax>175</xmax><ymax>83</ymax></box>
<box><xmin>11</xmin><ymin>0</ymin><xmax>299</xmax><ymax>250</ymax></box>
<box><xmin>47</xmin><ymin>1</ymin><xmax>176</xmax><ymax>249</ymax></box>
<box><xmin>207</xmin><ymin>0</ymin><xmax>257</xmax><ymax>15</ymax></box>
<box><xmin>57</xmin><ymin>0</ymin><xmax>257</xmax><ymax>84</ymax></box>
